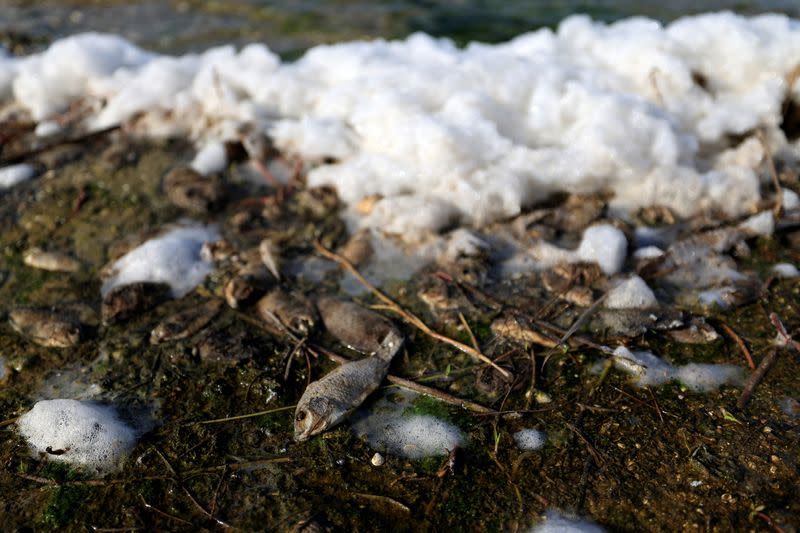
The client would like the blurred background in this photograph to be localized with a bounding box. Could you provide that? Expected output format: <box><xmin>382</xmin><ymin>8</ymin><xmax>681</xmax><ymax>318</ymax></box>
<box><xmin>2</xmin><ymin>0</ymin><xmax>800</xmax><ymax>57</ymax></box>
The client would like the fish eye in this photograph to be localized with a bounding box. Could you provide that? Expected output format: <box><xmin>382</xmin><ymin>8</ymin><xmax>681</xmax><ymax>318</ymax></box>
<box><xmin>295</xmin><ymin>410</ymin><xmax>307</xmax><ymax>422</ymax></box>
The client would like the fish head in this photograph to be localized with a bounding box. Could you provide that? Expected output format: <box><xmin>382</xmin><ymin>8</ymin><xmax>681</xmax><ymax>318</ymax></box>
<box><xmin>294</xmin><ymin>396</ymin><xmax>345</xmax><ymax>441</ymax></box>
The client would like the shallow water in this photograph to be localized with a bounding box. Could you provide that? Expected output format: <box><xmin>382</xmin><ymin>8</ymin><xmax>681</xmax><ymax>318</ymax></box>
<box><xmin>2</xmin><ymin>0</ymin><xmax>799</xmax><ymax>55</ymax></box>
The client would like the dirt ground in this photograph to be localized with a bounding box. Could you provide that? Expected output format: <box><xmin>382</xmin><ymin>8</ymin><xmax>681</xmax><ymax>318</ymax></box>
<box><xmin>0</xmin><ymin>129</ymin><xmax>797</xmax><ymax>532</ymax></box>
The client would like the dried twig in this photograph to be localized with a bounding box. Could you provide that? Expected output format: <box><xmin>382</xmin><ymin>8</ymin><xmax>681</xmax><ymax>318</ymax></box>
<box><xmin>0</xmin><ymin>124</ymin><xmax>121</xmax><ymax>166</ymax></box>
<box><xmin>313</xmin><ymin>240</ymin><xmax>511</xmax><ymax>378</ymax></box>
<box><xmin>737</xmin><ymin>349</ymin><xmax>779</xmax><ymax>410</ymax></box>
<box><xmin>770</xmin><ymin>312</ymin><xmax>800</xmax><ymax>351</ymax></box>
<box><xmin>155</xmin><ymin>449</ymin><xmax>233</xmax><ymax>530</ymax></box>
<box><xmin>139</xmin><ymin>495</ymin><xmax>193</xmax><ymax>526</ymax></box>
<box><xmin>758</xmin><ymin>130</ymin><xmax>784</xmax><ymax>218</ymax></box>
<box><xmin>720</xmin><ymin>323</ymin><xmax>756</xmax><ymax>370</ymax></box>
<box><xmin>458</xmin><ymin>312</ymin><xmax>480</xmax><ymax>352</ymax></box>
<box><xmin>191</xmin><ymin>405</ymin><xmax>296</xmax><ymax>426</ymax></box>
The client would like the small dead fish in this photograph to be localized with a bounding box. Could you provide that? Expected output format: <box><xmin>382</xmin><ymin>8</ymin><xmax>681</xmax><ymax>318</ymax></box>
<box><xmin>339</xmin><ymin>229</ymin><xmax>374</xmax><ymax>267</ymax></box>
<box><xmin>256</xmin><ymin>289</ymin><xmax>317</xmax><ymax>336</ymax></box>
<box><xmin>23</xmin><ymin>247</ymin><xmax>81</xmax><ymax>273</ymax></box>
<box><xmin>9</xmin><ymin>308</ymin><xmax>82</xmax><ymax>348</ymax></box>
<box><xmin>102</xmin><ymin>282</ymin><xmax>171</xmax><ymax>324</ymax></box>
<box><xmin>150</xmin><ymin>299</ymin><xmax>222</xmax><ymax>344</ymax></box>
<box><xmin>316</xmin><ymin>297</ymin><xmax>399</xmax><ymax>354</ymax></box>
<box><xmin>294</xmin><ymin>329</ymin><xmax>403</xmax><ymax>441</ymax></box>
<box><xmin>163</xmin><ymin>166</ymin><xmax>225</xmax><ymax>213</ymax></box>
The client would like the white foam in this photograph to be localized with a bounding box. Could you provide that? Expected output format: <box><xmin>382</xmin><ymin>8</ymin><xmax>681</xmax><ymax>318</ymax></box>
<box><xmin>0</xmin><ymin>163</ymin><xmax>37</xmax><ymax>189</ymax></box>
<box><xmin>531</xmin><ymin>223</ymin><xmax>628</xmax><ymax>275</ymax></box>
<box><xmin>17</xmin><ymin>399</ymin><xmax>138</xmax><ymax>475</ymax></box>
<box><xmin>633</xmin><ymin>245</ymin><xmax>664</xmax><ymax>259</ymax></box>
<box><xmin>101</xmin><ymin>223</ymin><xmax>219</xmax><ymax>298</ymax></box>
<box><xmin>783</xmin><ymin>189</ymin><xmax>800</xmax><ymax>211</ymax></box>
<box><xmin>529</xmin><ymin>510</ymin><xmax>605</xmax><ymax>533</ymax></box>
<box><xmin>738</xmin><ymin>210</ymin><xmax>774</xmax><ymax>236</ymax></box>
<box><xmin>605</xmin><ymin>275</ymin><xmax>658</xmax><ymax>309</ymax></box>
<box><xmin>611</xmin><ymin>346</ymin><xmax>743</xmax><ymax>391</ymax></box>
<box><xmin>190</xmin><ymin>140</ymin><xmax>227</xmax><ymax>175</ymax></box>
<box><xmin>513</xmin><ymin>428</ymin><xmax>546</xmax><ymax>450</ymax></box>
<box><xmin>2</xmin><ymin>13</ymin><xmax>798</xmax><ymax>237</ymax></box>
<box><xmin>350</xmin><ymin>392</ymin><xmax>462</xmax><ymax>459</ymax></box>
<box><xmin>772</xmin><ymin>262</ymin><xmax>800</xmax><ymax>278</ymax></box>
<box><xmin>576</xmin><ymin>225</ymin><xmax>628</xmax><ymax>275</ymax></box>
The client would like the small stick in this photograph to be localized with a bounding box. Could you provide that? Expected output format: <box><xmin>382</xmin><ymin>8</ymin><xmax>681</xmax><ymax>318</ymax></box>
<box><xmin>313</xmin><ymin>240</ymin><xmax>511</xmax><ymax>379</ymax></box>
<box><xmin>308</xmin><ymin>343</ymin><xmax>493</xmax><ymax>414</ymax></box>
<box><xmin>758</xmin><ymin>130</ymin><xmax>784</xmax><ymax>218</ymax></box>
<box><xmin>737</xmin><ymin>348</ymin><xmax>779</xmax><ymax>410</ymax></box>
<box><xmin>542</xmin><ymin>292</ymin><xmax>608</xmax><ymax>367</ymax></box>
<box><xmin>351</xmin><ymin>492</ymin><xmax>410</xmax><ymax>513</ymax></box>
<box><xmin>720</xmin><ymin>323</ymin><xmax>756</xmax><ymax>370</ymax></box>
<box><xmin>155</xmin><ymin>449</ymin><xmax>233</xmax><ymax>530</ymax></box>
<box><xmin>769</xmin><ymin>312</ymin><xmax>800</xmax><ymax>352</ymax></box>
<box><xmin>457</xmin><ymin>312</ymin><xmax>480</xmax><ymax>352</ymax></box>
<box><xmin>191</xmin><ymin>405</ymin><xmax>296</xmax><ymax>425</ymax></box>
<box><xmin>139</xmin><ymin>495</ymin><xmax>194</xmax><ymax>526</ymax></box>
<box><xmin>0</xmin><ymin>124</ymin><xmax>121</xmax><ymax>166</ymax></box>
<box><xmin>0</xmin><ymin>416</ymin><xmax>19</xmax><ymax>428</ymax></box>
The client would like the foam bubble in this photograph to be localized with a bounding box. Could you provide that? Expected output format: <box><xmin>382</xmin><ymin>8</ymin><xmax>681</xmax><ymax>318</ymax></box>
<box><xmin>605</xmin><ymin>276</ymin><xmax>658</xmax><ymax>309</ymax></box>
<box><xmin>17</xmin><ymin>399</ymin><xmax>139</xmax><ymax>475</ymax></box>
<box><xmin>513</xmin><ymin>429</ymin><xmax>546</xmax><ymax>451</ymax></box>
<box><xmin>101</xmin><ymin>223</ymin><xmax>219</xmax><ymax>298</ymax></box>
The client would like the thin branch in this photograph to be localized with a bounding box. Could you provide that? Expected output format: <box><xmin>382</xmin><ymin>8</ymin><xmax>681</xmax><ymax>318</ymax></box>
<box><xmin>190</xmin><ymin>405</ymin><xmax>296</xmax><ymax>426</ymax></box>
<box><xmin>720</xmin><ymin>323</ymin><xmax>756</xmax><ymax>370</ymax></box>
<box><xmin>313</xmin><ymin>240</ymin><xmax>511</xmax><ymax>379</ymax></box>
<box><xmin>457</xmin><ymin>312</ymin><xmax>480</xmax><ymax>352</ymax></box>
<box><xmin>737</xmin><ymin>348</ymin><xmax>780</xmax><ymax>410</ymax></box>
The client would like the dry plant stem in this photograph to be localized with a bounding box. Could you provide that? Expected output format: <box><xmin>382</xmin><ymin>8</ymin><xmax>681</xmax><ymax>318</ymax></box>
<box><xmin>769</xmin><ymin>312</ymin><xmax>800</xmax><ymax>351</ymax></box>
<box><xmin>0</xmin><ymin>124</ymin><xmax>121</xmax><ymax>166</ymax></box>
<box><xmin>737</xmin><ymin>348</ymin><xmax>779</xmax><ymax>410</ymax></box>
<box><xmin>139</xmin><ymin>495</ymin><xmax>194</xmax><ymax>526</ymax></box>
<box><xmin>458</xmin><ymin>312</ymin><xmax>480</xmax><ymax>352</ymax></box>
<box><xmin>155</xmin><ymin>449</ymin><xmax>233</xmax><ymax>530</ymax></box>
<box><xmin>721</xmin><ymin>323</ymin><xmax>756</xmax><ymax>370</ymax></box>
<box><xmin>313</xmin><ymin>240</ymin><xmax>512</xmax><ymax>379</ymax></box>
<box><xmin>308</xmin><ymin>343</ymin><xmax>494</xmax><ymax>414</ymax></box>
<box><xmin>758</xmin><ymin>129</ymin><xmax>784</xmax><ymax>217</ymax></box>
<box><xmin>193</xmin><ymin>405</ymin><xmax>296</xmax><ymax>425</ymax></box>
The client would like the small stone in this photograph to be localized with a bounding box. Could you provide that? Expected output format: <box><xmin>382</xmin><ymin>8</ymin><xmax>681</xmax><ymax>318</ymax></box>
<box><xmin>370</xmin><ymin>452</ymin><xmax>385</xmax><ymax>467</ymax></box>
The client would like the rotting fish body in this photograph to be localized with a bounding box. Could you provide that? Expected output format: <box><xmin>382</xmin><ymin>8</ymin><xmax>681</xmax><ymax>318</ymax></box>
<box><xmin>316</xmin><ymin>297</ymin><xmax>397</xmax><ymax>354</ymax></box>
<box><xmin>294</xmin><ymin>329</ymin><xmax>403</xmax><ymax>441</ymax></box>
<box><xmin>150</xmin><ymin>299</ymin><xmax>222</xmax><ymax>344</ymax></box>
<box><xmin>9</xmin><ymin>308</ymin><xmax>82</xmax><ymax>348</ymax></box>
<box><xmin>23</xmin><ymin>248</ymin><xmax>82</xmax><ymax>273</ymax></box>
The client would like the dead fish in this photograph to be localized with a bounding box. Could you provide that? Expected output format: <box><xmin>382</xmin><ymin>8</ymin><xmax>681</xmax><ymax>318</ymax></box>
<box><xmin>316</xmin><ymin>297</ymin><xmax>399</xmax><ymax>354</ymax></box>
<box><xmin>256</xmin><ymin>289</ymin><xmax>317</xmax><ymax>336</ymax></box>
<box><xmin>163</xmin><ymin>166</ymin><xmax>225</xmax><ymax>213</ymax></box>
<box><xmin>339</xmin><ymin>229</ymin><xmax>374</xmax><ymax>267</ymax></box>
<box><xmin>294</xmin><ymin>329</ymin><xmax>403</xmax><ymax>441</ymax></box>
<box><xmin>23</xmin><ymin>247</ymin><xmax>81</xmax><ymax>273</ymax></box>
<box><xmin>150</xmin><ymin>299</ymin><xmax>222</xmax><ymax>344</ymax></box>
<box><xmin>9</xmin><ymin>308</ymin><xmax>82</xmax><ymax>348</ymax></box>
<box><xmin>102</xmin><ymin>282</ymin><xmax>171</xmax><ymax>324</ymax></box>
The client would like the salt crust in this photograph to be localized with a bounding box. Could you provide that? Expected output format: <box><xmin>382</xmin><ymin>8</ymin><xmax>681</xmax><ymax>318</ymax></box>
<box><xmin>612</xmin><ymin>346</ymin><xmax>744</xmax><ymax>392</ymax></box>
<box><xmin>101</xmin><ymin>224</ymin><xmax>219</xmax><ymax>298</ymax></box>
<box><xmin>17</xmin><ymin>399</ymin><xmax>138</xmax><ymax>474</ymax></box>
<box><xmin>529</xmin><ymin>510</ymin><xmax>606</xmax><ymax>533</ymax></box>
<box><xmin>605</xmin><ymin>275</ymin><xmax>658</xmax><ymax>309</ymax></box>
<box><xmin>0</xmin><ymin>163</ymin><xmax>36</xmax><ymax>189</ymax></box>
<box><xmin>2</xmin><ymin>13</ymin><xmax>799</xmax><ymax>236</ymax></box>
<box><xmin>513</xmin><ymin>429</ymin><xmax>546</xmax><ymax>450</ymax></box>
